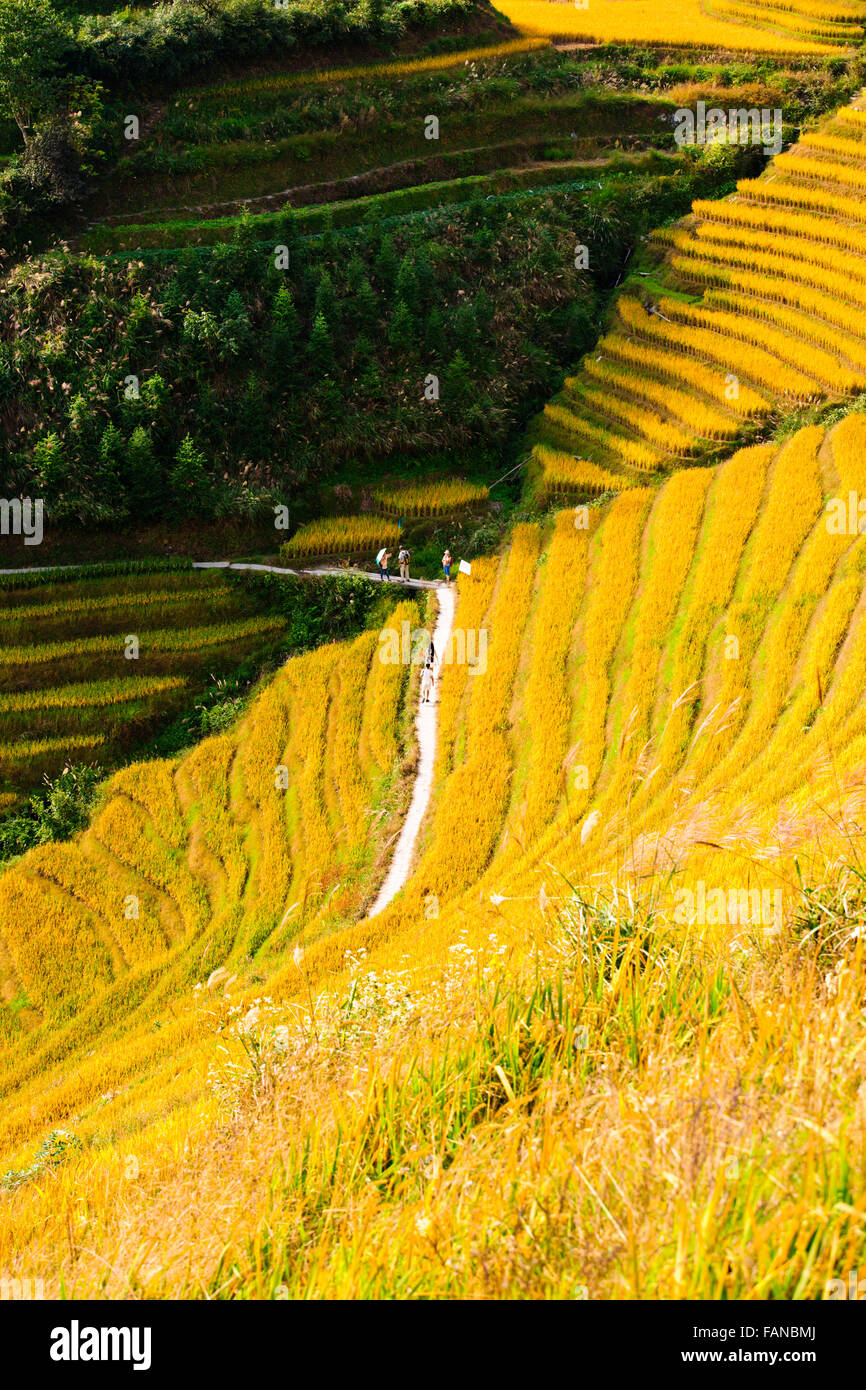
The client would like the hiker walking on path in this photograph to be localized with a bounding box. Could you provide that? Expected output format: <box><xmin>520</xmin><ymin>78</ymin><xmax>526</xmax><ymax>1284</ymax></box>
<box><xmin>376</xmin><ymin>547</ymin><xmax>392</xmax><ymax>581</ymax></box>
<box><xmin>398</xmin><ymin>544</ymin><xmax>411</xmax><ymax>581</ymax></box>
<box><xmin>420</xmin><ymin>661</ymin><xmax>435</xmax><ymax>704</ymax></box>
<box><xmin>442</xmin><ymin>548</ymin><xmax>452</xmax><ymax>585</ymax></box>
<box><xmin>426</xmin><ymin>637</ymin><xmax>437</xmax><ymax>670</ymax></box>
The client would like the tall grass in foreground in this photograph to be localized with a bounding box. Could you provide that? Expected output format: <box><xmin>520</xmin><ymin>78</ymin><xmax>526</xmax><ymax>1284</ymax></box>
<box><xmin>2</xmin><ymin>877</ymin><xmax>865</xmax><ymax>1299</ymax></box>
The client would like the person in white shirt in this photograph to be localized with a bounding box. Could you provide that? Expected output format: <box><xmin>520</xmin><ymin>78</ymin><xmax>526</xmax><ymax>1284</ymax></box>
<box><xmin>420</xmin><ymin>662</ymin><xmax>435</xmax><ymax>703</ymax></box>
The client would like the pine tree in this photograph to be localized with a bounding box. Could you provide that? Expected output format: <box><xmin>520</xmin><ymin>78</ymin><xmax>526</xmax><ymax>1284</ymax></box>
<box><xmin>140</xmin><ymin>374</ymin><xmax>169</xmax><ymax>435</ymax></box>
<box><xmin>414</xmin><ymin>246</ymin><xmax>437</xmax><ymax>307</ymax></box>
<box><xmin>314</xmin><ymin>269</ymin><xmax>339</xmax><ymax>330</ymax></box>
<box><xmin>446</xmin><ymin>349</ymin><xmax>472</xmax><ymax>406</ymax></box>
<box><xmin>230</xmin><ymin>210</ymin><xmax>258</xmax><ymax>278</ymax></box>
<box><xmin>388</xmin><ymin>299</ymin><xmax>415</xmax><ymax>354</ymax></box>
<box><xmin>424</xmin><ymin>305</ymin><xmax>445</xmax><ymax>355</ymax></box>
<box><xmin>272</xmin><ymin>284</ymin><xmax>299</xmax><ymax>329</ymax></box>
<box><xmin>125</xmin><ymin>426</ymin><xmax>159</xmax><ymax>516</ymax></box>
<box><xmin>396</xmin><ymin>255</ymin><xmax>420</xmax><ymax>316</ymax></box>
<box><xmin>346</xmin><ymin>253</ymin><xmax>366</xmax><ymax>295</ymax></box>
<box><xmin>269</xmin><ymin>285</ymin><xmax>299</xmax><ymax>372</ymax></box>
<box><xmin>32</xmin><ymin>431</ymin><xmax>66</xmax><ymax>493</ymax></box>
<box><xmin>98</xmin><ymin>422</ymin><xmax>123</xmax><ymax>481</ymax></box>
<box><xmin>170</xmin><ymin>434</ymin><xmax>210</xmax><ymax>512</ymax></box>
<box><xmin>355</xmin><ymin>276</ymin><xmax>378</xmax><ymax>329</ymax></box>
<box><xmin>453</xmin><ymin>301</ymin><xmax>478</xmax><ymax>354</ymax></box>
<box><xmin>308</xmin><ymin>311</ymin><xmax>334</xmax><ymax>375</ymax></box>
<box><xmin>374</xmin><ymin>233</ymin><xmax>398</xmax><ymax>293</ymax></box>
<box><xmin>274</xmin><ymin>204</ymin><xmax>298</xmax><ymax>251</ymax></box>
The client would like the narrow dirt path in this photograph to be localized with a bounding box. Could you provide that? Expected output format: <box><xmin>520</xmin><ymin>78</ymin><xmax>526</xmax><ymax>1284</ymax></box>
<box><xmin>0</xmin><ymin>558</ymin><xmax>438</xmax><ymax>588</ymax></box>
<box><xmin>194</xmin><ymin>560</ymin><xmax>440</xmax><ymax>588</ymax></box>
<box><xmin>367</xmin><ymin>582</ymin><xmax>455</xmax><ymax>919</ymax></box>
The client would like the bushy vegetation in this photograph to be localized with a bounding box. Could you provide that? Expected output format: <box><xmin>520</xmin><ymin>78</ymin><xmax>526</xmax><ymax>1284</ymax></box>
<box><xmin>0</xmin><ymin>762</ymin><xmax>101</xmax><ymax>863</ymax></box>
<box><xmin>0</xmin><ymin>0</ymin><xmax>480</xmax><ymax>247</ymax></box>
<box><xmin>3</xmin><ymin>161</ymin><xmax>733</xmax><ymax>531</ymax></box>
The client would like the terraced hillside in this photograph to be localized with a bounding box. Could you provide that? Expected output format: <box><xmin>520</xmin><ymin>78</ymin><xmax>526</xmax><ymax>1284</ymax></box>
<box><xmin>502</xmin><ymin>0</ymin><xmax>865</xmax><ymax>53</ymax></box>
<box><xmin>5</xmin><ymin>19</ymin><xmax>860</xmax><ymax>545</ymax></box>
<box><xmin>533</xmin><ymin>90</ymin><xmax>866</xmax><ymax>496</ymax></box>
<box><xmin>4</xmin><ymin>415</ymin><xmax>866</xmax><ymax>1296</ymax></box>
<box><xmin>5</xmin><ymin>0</ymin><xmax>866</xmax><ymax>1311</ymax></box>
<box><xmin>0</xmin><ymin>592</ymin><xmax>422</xmax><ymax>1039</ymax></box>
<box><xmin>80</xmin><ymin>41</ymin><xmax>683</xmax><ymax>254</ymax></box>
<box><xmin>0</xmin><ymin>563</ymin><xmax>292</xmax><ymax>805</ymax></box>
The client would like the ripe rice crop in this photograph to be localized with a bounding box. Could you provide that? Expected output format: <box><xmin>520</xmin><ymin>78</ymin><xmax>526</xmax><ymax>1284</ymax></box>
<box><xmin>617</xmin><ymin>296</ymin><xmax>821</xmax><ymax>399</ymax></box>
<box><xmin>520</xmin><ymin>511</ymin><xmax>592</xmax><ymax>841</ymax></box>
<box><xmin>702</xmin><ymin>289</ymin><xmax>866</xmax><ymax>371</ymax></box>
<box><xmin>5</xmin><ymin>419</ymin><xmax>866</xmax><ymax>1297</ymax></box>
<box><xmin>573</xmin><ymin>487</ymin><xmax>654</xmax><ymax>806</ymax></box>
<box><xmin>281</xmin><ymin>516</ymin><xmax>400</xmax><ymax>560</ymax></box>
<box><xmin>690</xmin><ymin>197</ymin><xmax>866</xmax><ymax>257</ymax></box>
<box><xmin>604</xmin><ymin>467</ymin><xmax>713</xmax><ymax>785</ymax></box>
<box><xmin>599</xmin><ymin>332</ymin><xmax>768</xmax><ymax>417</ymax></box>
<box><xmin>542</xmin><ymin>401</ymin><xmax>662</xmax><ymax>472</ymax></box>
<box><xmin>0</xmin><ymin>585</ymin><xmax>238</xmax><ymax>629</ymax></box>
<box><xmin>400</xmin><ymin>526</ymin><xmax>540</xmax><ymax>902</ymax></box>
<box><xmin>774</xmin><ymin>150</ymin><xmax>866</xmax><ymax>191</ymax></box>
<box><xmin>799</xmin><ymin>131</ymin><xmax>866</xmax><ymax>158</ymax></box>
<box><xmin>659</xmin><ymin>295</ymin><xmax>863</xmax><ymax>394</ymax></box>
<box><xmin>0</xmin><ymin>568</ymin><xmax>289</xmax><ymax>800</ymax></box>
<box><xmin>837</xmin><ymin>105</ymin><xmax>866</xmax><ymax>130</ymax></box>
<box><xmin>544</xmin><ymin>100</ymin><xmax>866</xmax><ymax>476</ymax></box>
<box><xmin>572</xmin><ymin>381</ymin><xmax>703</xmax><ymax>455</ymax></box>
<box><xmin>0</xmin><ymin>675</ymin><xmax>188</xmax><ymax>716</ymax></box>
<box><xmin>655</xmin><ymin>442</ymin><xmax>772</xmax><ymax>776</ymax></box>
<box><xmin>713</xmin><ymin>0</ymin><xmax>862</xmax><ymax>36</ymax></box>
<box><xmin>533</xmin><ymin>445</ymin><xmax>629</xmax><ymax>498</ymax></box>
<box><xmin>579</xmin><ymin>358</ymin><xmax>741</xmax><ymax>439</ymax></box>
<box><xmin>680</xmin><ymin>221</ymin><xmax>866</xmax><ymax>293</ymax></box>
<box><xmin>498</xmin><ymin>0</ymin><xmax>851</xmax><ymax>50</ymax></box>
<box><xmin>10</xmin><ymin>78</ymin><xmax>866</xmax><ymax>1306</ymax></box>
<box><xmin>0</xmin><ymin>734</ymin><xmax>106</xmax><ymax>783</ymax></box>
<box><xmin>669</xmin><ymin>254</ymin><xmax>866</xmax><ymax>355</ymax></box>
<box><xmin>736</xmin><ymin>173</ymin><xmax>866</xmax><ymax>223</ymax></box>
<box><xmin>0</xmin><ymin>616</ymin><xmax>284</xmax><ymax>669</ymax></box>
<box><xmin>668</xmin><ymin>229</ymin><xmax>866</xmax><ymax>319</ymax></box>
<box><xmin>362</xmin><ymin>599</ymin><xmax>420</xmax><ymax>776</ymax></box>
<box><xmin>746</xmin><ymin>0</ymin><xmax>863</xmax><ymax>17</ymax></box>
<box><xmin>370</xmin><ymin>479</ymin><xmax>489</xmax><ymax>517</ymax></box>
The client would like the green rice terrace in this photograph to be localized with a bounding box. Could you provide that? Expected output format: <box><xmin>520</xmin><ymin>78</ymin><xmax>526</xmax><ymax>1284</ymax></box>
<box><xmin>0</xmin><ymin>557</ymin><xmax>402</xmax><ymax>824</ymax></box>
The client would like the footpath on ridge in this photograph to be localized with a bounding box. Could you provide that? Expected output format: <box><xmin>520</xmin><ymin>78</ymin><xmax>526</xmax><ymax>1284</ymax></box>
<box><xmin>0</xmin><ymin>558</ymin><xmax>439</xmax><ymax>589</ymax></box>
<box><xmin>368</xmin><ymin>582</ymin><xmax>456</xmax><ymax>918</ymax></box>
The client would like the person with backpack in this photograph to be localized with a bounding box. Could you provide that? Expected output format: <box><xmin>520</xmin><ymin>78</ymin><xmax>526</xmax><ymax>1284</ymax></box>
<box><xmin>398</xmin><ymin>544</ymin><xmax>411</xmax><ymax>581</ymax></box>
<box><xmin>442</xmin><ymin>548</ymin><xmax>452</xmax><ymax>585</ymax></box>
<box><xmin>376</xmin><ymin>547</ymin><xmax>392</xmax><ymax>581</ymax></box>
